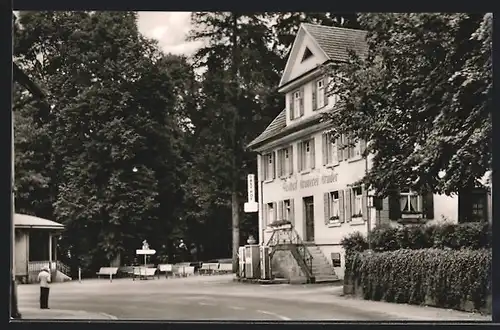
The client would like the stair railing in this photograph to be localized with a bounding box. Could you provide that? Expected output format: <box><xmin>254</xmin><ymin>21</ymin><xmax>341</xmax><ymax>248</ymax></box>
<box><xmin>55</xmin><ymin>260</ymin><xmax>70</xmax><ymax>276</ymax></box>
<box><xmin>266</xmin><ymin>221</ymin><xmax>314</xmax><ymax>275</ymax></box>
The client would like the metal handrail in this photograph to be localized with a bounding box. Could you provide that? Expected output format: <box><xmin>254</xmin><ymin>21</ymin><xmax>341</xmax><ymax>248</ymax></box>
<box><xmin>266</xmin><ymin>222</ymin><xmax>314</xmax><ymax>275</ymax></box>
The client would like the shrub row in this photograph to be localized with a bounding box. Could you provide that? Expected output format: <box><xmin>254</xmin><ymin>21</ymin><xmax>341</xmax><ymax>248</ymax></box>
<box><xmin>345</xmin><ymin>248</ymin><xmax>491</xmax><ymax>313</ymax></box>
<box><xmin>341</xmin><ymin>222</ymin><xmax>491</xmax><ymax>253</ymax></box>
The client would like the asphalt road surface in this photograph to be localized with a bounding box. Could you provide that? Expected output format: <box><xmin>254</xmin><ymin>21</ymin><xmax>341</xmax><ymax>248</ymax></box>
<box><xmin>17</xmin><ymin>275</ymin><xmax>489</xmax><ymax>321</ymax></box>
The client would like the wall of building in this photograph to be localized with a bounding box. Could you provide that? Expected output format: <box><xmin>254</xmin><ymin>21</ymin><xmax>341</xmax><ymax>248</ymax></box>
<box><xmin>15</xmin><ymin>230</ymin><xmax>28</xmax><ymax>276</ymax></box>
<box><xmin>260</xmin><ymin>129</ymin><xmax>373</xmax><ymax>242</ymax></box>
<box><xmin>257</xmin><ymin>127</ymin><xmax>461</xmax><ymax>279</ymax></box>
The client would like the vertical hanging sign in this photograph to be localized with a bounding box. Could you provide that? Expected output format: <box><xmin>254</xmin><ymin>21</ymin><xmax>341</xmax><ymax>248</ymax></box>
<box><xmin>247</xmin><ymin>174</ymin><xmax>255</xmax><ymax>202</ymax></box>
<box><xmin>244</xmin><ymin>174</ymin><xmax>258</xmax><ymax>213</ymax></box>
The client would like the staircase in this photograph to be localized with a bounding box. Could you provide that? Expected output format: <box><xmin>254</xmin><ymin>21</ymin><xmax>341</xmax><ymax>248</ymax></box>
<box><xmin>306</xmin><ymin>245</ymin><xmax>339</xmax><ymax>283</ymax></box>
<box><xmin>267</xmin><ymin>223</ymin><xmax>315</xmax><ymax>283</ymax></box>
<box><xmin>266</xmin><ymin>222</ymin><xmax>339</xmax><ymax>284</ymax></box>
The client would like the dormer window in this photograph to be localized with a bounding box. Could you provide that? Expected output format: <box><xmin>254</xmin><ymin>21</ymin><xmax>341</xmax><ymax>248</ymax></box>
<box><xmin>289</xmin><ymin>89</ymin><xmax>304</xmax><ymax>120</ymax></box>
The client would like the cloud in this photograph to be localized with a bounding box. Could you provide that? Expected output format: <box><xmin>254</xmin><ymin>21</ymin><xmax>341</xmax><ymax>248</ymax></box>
<box><xmin>137</xmin><ymin>11</ymin><xmax>203</xmax><ymax>57</ymax></box>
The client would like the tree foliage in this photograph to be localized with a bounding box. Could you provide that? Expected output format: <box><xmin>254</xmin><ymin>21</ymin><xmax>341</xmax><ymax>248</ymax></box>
<box><xmin>14</xmin><ymin>11</ymin><xmax>195</xmax><ymax>270</ymax></box>
<box><xmin>324</xmin><ymin>13</ymin><xmax>492</xmax><ymax>196</ymax></box>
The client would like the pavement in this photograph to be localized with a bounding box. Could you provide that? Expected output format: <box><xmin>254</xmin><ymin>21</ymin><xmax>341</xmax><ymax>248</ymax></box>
<box><xmin>16</xmin><ymin>275</ymin><xmax>491</xmax><ymax>321</ymax></box>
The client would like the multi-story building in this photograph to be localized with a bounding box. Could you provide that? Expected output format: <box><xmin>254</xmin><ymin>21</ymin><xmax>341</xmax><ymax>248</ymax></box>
<box><xmin>247</xmin><ymin>23</ymin><xmax>492</xmax><ymax>281</ymax></box>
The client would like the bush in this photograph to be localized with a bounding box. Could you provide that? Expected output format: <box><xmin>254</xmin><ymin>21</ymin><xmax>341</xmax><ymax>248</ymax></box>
<box><xmin>341</xmin><ymin>222</ymin><xmax>491</xmax><ymax>253</ymax></box>
<box><xmin>340</xmin><ymin>231</ymin><xmax>368</xmax><ymax>254</ymax></box>
<box><xmin>346</xmin><ymin>249</ymin><xmax>491</xmax><ymax>313</ymax></box>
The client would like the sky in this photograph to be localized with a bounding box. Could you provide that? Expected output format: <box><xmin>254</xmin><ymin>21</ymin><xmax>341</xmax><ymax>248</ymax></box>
<box><xmin>137</xmin><ymin>12</ymin><xmax>202</xmax><ymax>57</ymax></box>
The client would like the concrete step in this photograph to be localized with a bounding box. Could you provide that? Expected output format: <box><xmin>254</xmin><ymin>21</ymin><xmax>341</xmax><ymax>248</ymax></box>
<box><xmin>315</xmin><ymin>276</ymin><xmax>341</xmax><ymax>283</ymax></box>
<box><xmin>313</xmin><ymin>271</ymin><xmax>336</xmax><ymax>276</ymax></box>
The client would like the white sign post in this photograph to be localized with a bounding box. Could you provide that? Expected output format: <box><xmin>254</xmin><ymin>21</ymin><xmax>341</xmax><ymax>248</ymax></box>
<box><xmin>244</xmin><ymin>174</ymin><xmax>258</xmax><ymax>213</ymax></box>
<box><xmin>136</xmin><ymin>240</ymin><xmax>156</xmax><ymax>278</ymax></box>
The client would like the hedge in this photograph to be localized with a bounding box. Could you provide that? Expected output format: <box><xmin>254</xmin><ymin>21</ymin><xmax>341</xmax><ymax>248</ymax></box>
<box><xmin>341</xmin><ymin>222</ymin><xmax>491</xmax><ymax>253</ymax></box>
<box><xmin>344</xmin><ymin>248</ymin><xmax>492</xmax><ymax>313</ymax></box>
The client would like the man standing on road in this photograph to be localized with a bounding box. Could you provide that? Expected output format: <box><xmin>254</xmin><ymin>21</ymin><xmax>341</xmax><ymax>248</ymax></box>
<box><xmin>37</xmin><ymin>267</ymin><xmax>51</xmax><ymax>309</ymax></box>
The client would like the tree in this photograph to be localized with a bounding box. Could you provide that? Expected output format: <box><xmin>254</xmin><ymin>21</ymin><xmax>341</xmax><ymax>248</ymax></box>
<box><xmin>14</xmin><ymin>11</ymin><xmax>194</xmax><ymax>271</ymax></box>
<box><xmin>188</xmin><ymin>12</ymin><xmax>283</xmax><ymax>268</ymax></box>
<box><xmin>324</xmin><ymin>13</ymin><xmax>492</xmax><ymax>196</ymax></box>
<box><xmin>13</xmin><ymin>84</ymin><xmax>53</xmax><ymax>219</ymax></box>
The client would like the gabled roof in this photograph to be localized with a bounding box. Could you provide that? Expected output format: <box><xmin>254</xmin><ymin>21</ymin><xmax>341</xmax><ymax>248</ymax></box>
<box><xmin>248</xmin><ymin>24</ymin><xmax>368</xmax><ymax>150</ymax></box>
<box><xmin>247</xmin><ymin>109</ymin><xmax>286</xmax><ymax>149</ymax></box>
<box><xmin>302</xmin><ymin>23</ymin><xmax>368</xmax><ymax>62</ymax></box>
<box><xmin>15</xmin><ymin>213</ymin><xmax>64</xmax><ymax>230</ymax></box>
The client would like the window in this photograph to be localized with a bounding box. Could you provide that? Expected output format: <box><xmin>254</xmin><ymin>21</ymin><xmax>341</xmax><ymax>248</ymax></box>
<box><xmin>278</xmin><ymin>199</ymin><xmax>293</xmax><ymax>222</ymax></box>
<box><xmin>317</xmin><ymin>79</ymin><xmax>325</xmax><ymax>108</ymax></box>
<box><xmin>352</xmin><ymin>187</ymin><xmax>363</xmax><ymax>218</ymax></box>
<box><xmin>459</xmin><ymin>188</ymin><xmax>488</xmax><ymax>223</ymax></box>
<box><xmin>328</xmin><ymin>191</ymin><xmax>340</xmax><ymax>221</ymax></box>
<box><xmin>293</xmin><ymin>91</ymin><xmax>301</xmax><ymax>118</ymax></box>
<box><xmin>277</xmin><ymin>146</ymin><xmax>293</xmax><ymax>177</ymax></box>
<box><xmin>471</xmin><ymin>194</ymin><xmax>487</xmax><ymax>221</ymax></box>
<box><xmin>267</xmin><ymin>202</ymin><xmax>275</xmax><ymax>224</ymax></box>
<box><xmin>400</xmin><ymin>189</ymin><xmax>422</xmax><ymax>214</ymax></box>
<box><xmin>313</xmin><ymin>78</ymin><xmax>329</xmax><ymax>111</ymax></box>
<box><xmin>323</xmin><ymin>132</ymin><xmax>338</xmax><ymax>165</ymax></box>
<box><xmin>289</xmin><ymin>89</ymin><xmax>304</xmax><ymax>120</ymax></box>
<box><xmin>263</xmin><ymin>153</ymin><xmax>275</xmax><ymax>181</ymax></box>
<box><xmin>347</xmin><ymin>138</ymin><xmax>362</xmax><ymax>159</ymax></box>
<box><xmin>301</xmin><ymin>47</ymin><xmax>313</xmax><ymax>62</ymax></box>
<box><xmin>298</xmin><ymin>139</ymin><xmax>315</xmax><ymax>171</ymax></box>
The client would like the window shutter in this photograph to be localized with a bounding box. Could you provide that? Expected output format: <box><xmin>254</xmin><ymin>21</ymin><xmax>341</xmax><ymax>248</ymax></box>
<box><xmin>298</xmin><ymin>142</ymin><xmax>303</xmax><ymax>172</ymax></box>
<box><xmin>336</xmin><ymin>137</ymin><xmax>342</xmax><ymax>162</ymax></box>
<box><xmin>273</xmin><ymin>202</ymin><xmax>277</xmax><ymax>223</ymax></box>
<box><xmin>373</xmin><ymin>196</ymin><xmax>383</xmax><ymax>211</ymax></box>
<box><xmin>289</xmin><ymin>146</ymin><xmax>294</xmax><ymax>175</ymax></box>
<box><xmin>276</xmin><ymin>150</ymin><xmax>282</xmax><ymax>177</ymax></box>
<box><xmin>289</xmin><ymin>94</ymin><xmax>294</xmax><ymax>120</ymax></box>
<box><xmin>362</xmin><ymin>185</ymin><xmax>368</xmax><ymax>222</ymax></box>
<box><xmin>264</xmin><ymin>204</ymin><xmax>268</xmax><ymax>226</ymax></box>
<box><xmin>345</xmin><ymin>188</ymin><xmax>352</xmax><ymax>222</ymax></box>
<box><xmin>278</xmin><ymin>201</ymin><xmax>284</xmax><ymax>221</ymax></box>
<box><xmin>324</xmin><ymin>192</ymin><xmax>330</xmax><ymax>224</ymax></box>
<box><xmin>339</xmin><ymin>190</ymin><xmax>345</xmax><ymax>223</ymax></box>
<box><xmin>388</xmin><ymin>190</ymin><xmax>401</xmax><ymax>220</ymax></box>
<box><xmin>322</xmin><ymin>134</ymin><xmax>328</xmax><ymax>165</ymax></box>
<box><xmin>261</xmin><ymin>155</ymin><xmax>268</xmax><ymax>181</ymax></box>
<box><xmin>458</xmin><ymin>189</ymin><xmax>471</xmax><ymax>223</ymax></box>
<box><xmin>312</xmin><ymin>81</ymin><xmax>317</xmax><ymax>110</ymax></box>
<box><xmin>271</xmin><ymin>152</ymin><xmax>276</xmax><ymax>179</ymax></box>
<box><xmin>423</xmin><ymin>191</ymin><xmax>434</xmax><ymax>220</ymax></box>
<box><xmin>290</xmin><ymin>199</ymin><xmax>295</xmax><ymax>225</ymax></box>
<box><xmin>310</xmin><ymin>138</ymin><xmax>316</xmax><ymax>169</ymax></box>
<box><xmin>323</xmin><ymin>78</ymin><xmax>329</xmax><ymax>106</ymax></box>
<box><xmin>299</xmin><ymin>88</ymin><xmax>304</xmax><ymax>116</ymax></box>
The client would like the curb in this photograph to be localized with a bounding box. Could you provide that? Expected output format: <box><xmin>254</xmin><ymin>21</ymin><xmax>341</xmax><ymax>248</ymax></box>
<box><xmin>234</xmin><ymin>277</ymin><xmax>290</xmax><ymax>285</ymax></box>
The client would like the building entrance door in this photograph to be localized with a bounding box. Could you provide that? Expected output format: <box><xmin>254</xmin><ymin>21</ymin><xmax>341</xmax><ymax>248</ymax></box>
<box><xmin>303</xmin><ymin>196</ymin><xmax>315</xmax><ymax>242</ymax></box>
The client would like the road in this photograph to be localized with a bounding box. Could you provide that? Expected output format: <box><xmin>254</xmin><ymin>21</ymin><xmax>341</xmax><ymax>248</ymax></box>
<box><xmin>17</xmin><ymin>275</ymin><xmax>490</xmax><ymax>321</ymax></box>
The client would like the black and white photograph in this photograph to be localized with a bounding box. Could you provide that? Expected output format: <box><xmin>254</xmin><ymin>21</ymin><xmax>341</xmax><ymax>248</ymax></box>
<box><xmin>10</xmin><ymin>11</ymin><xmax>492</xmax><ymax>321</ymax></box>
